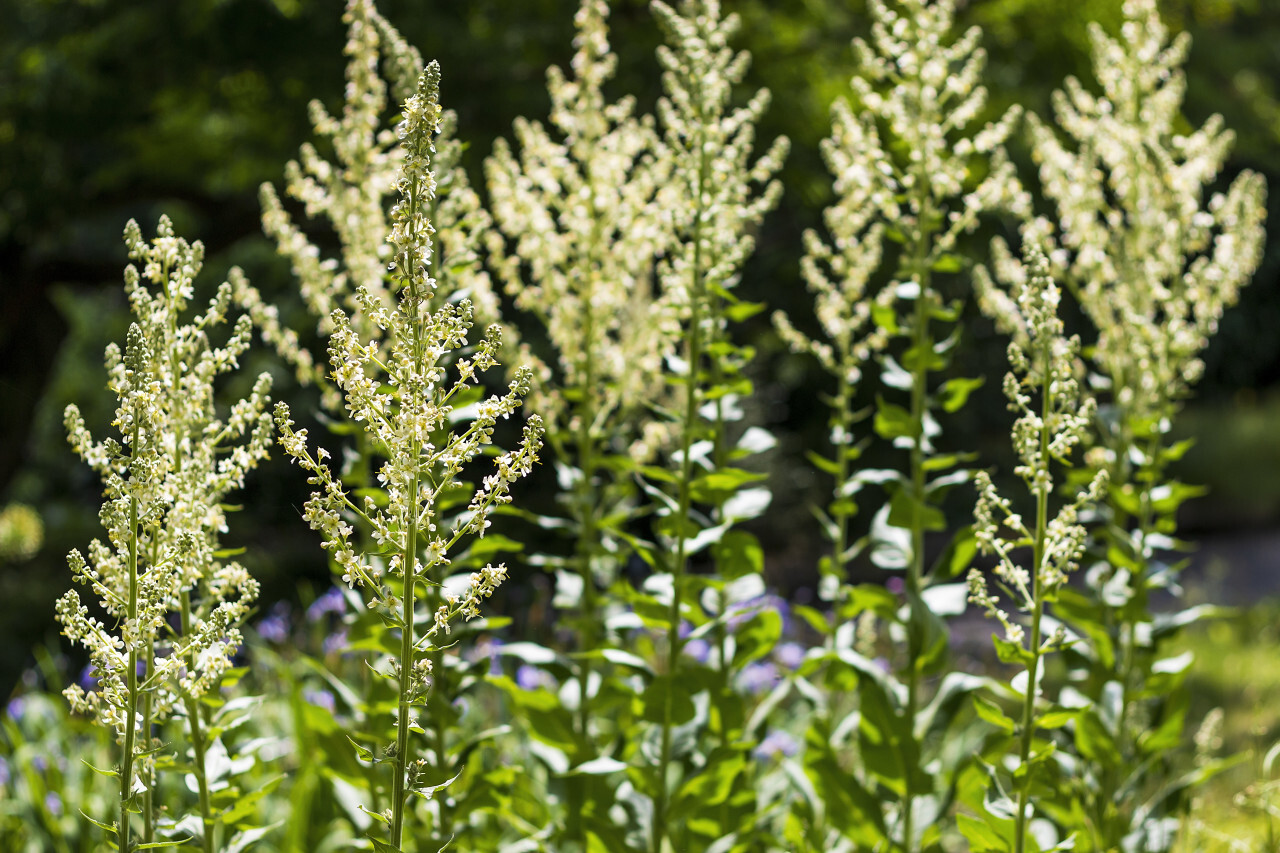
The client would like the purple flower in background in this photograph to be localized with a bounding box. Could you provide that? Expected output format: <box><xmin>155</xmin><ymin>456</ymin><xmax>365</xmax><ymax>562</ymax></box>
<box><xmin>303</xmin><ymin>688</ymin><xmax>336</xmax><ymax>714</ymax></box>
<box><xmin>516</xmin><ymin>664</ymin><xmax>555</xmax><ymax>691</ymax></box>
<box><xmin>488</xmin><ymin>639</ymin><xmax>504</xmax><ymax>676</ymax></box>
<box><xmin>728</xmin><ymin>593</ymin><xmax>792</xmax><ymax>634</ymax></box>
<box><xmin>0</xmin><ymin>756</ymin><xmax>10</xmax><ymax>787</ymax></box>
<box><xmin>78</xmin><ymin>664</ymin><xmax>99</xmax><ymax>691</ymax></box>
<box><xmin>683</xmin><ymin>638</ymin><xmax>711</xmax><ymax>664</ymax></box>
<box><xmin>737</xmin><ymin>661</ymin><xmax>780</xmax><ymax>695</ymax></box>
<box><xmin>775</xmin><ymin>641</ymin><xmax>805</xmax><ymax>670</ymax></box>
<box><xmin>753</xmin><ymin>730</ymin><xmax>799</xmax><ymax>760</ymax></box>
<box><xmin>307</xmin><ymin>587</ymin><xmax>347</xmax><ymax>622</ymax></box>
<box><xmin>5</xmin><ymin>696</ymin><xmax>26</xmax><ymax>722</ymax></box>
<box><xmin>322</xmin><ymin>629</ymin><xmax>348</xmax><ymax>656</ymax></box>
<box><xmin>886</xmin><ymin>576</ymin><xmax>905</xmax><ymax>595</ymax></box>
<box><xmin>32</xmin><ymin>755</ymin><xmax>47</xmax><ymax>774</ymax></box>
<box><xmin>44</xmin><ymin>791</ymin><xmax>62</xmax><ymax>817</ymax></box>
<box><xmin>256</xmin><ymin>602</ymin><xmax>291</xmax><ymax>644</ymax></box>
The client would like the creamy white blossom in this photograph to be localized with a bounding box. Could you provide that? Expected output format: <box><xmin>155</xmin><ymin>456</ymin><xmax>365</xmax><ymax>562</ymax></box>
<box><xmin>486</xmin><ymin>0</ymin><xmax>680</xmax><ymax>462</ymax></box>
<box><xmin>56</xmin><ymin>216</ymin><xmax>273</xmax><ymax>846</ymax></box>
<box><xmin>272</xmin><ymin>63</ymin><xmax>542</xmax><ymax>848</ymax></box>
<box><xmin>236</xmin><ymin>0</ymin><xmax>502</xmax><ymax>412</ymax></box>
<box><xmin>984</xmin><ymin>0</ymin><xmax>1267</xmax><ymax>430</ymax></box>
<box><xmin>970</xmin><ymin>245</ymin><xmax>1107</xmax><ymax>650</ymax></box>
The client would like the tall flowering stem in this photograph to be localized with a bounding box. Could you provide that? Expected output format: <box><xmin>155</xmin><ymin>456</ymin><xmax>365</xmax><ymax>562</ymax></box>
<box><xmin>803</xmin><ymin>2</ymin><xmax>1025</xmax><ymax>849</ymax></box>
<box><xmin>56</xmin><ymin>217</ymin><xmax>273</xmax><ymax>852</ymax></box>
<box><xmin>966</xmin><ymin>245</ymin><xmax>1107</xmax><ymax>853</ymax></box>
<box><xmin>274</xmin><ymin>63</ymin><xmax>542</xmax><ymax>851</ymax></box>
<box><xmin>642</xmin><ymin>2</ymin><xmax>786</xmax><ymax>851</ymax></box>
<box><xmin>486</xmin><ymin>0</ymin><xmax>675</xmax><ymax>759</ymax></box>
<box><xmin>981</xmin><ymin>1</ymin><xmax>1267</xmax><ymax>844</ymax></box>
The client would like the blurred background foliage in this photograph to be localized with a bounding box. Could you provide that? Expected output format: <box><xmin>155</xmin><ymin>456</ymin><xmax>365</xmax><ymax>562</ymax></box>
<box><xmin>1</xmin><ymin>0</ymin><xmax>1278</xmax><ymax>695</ymax></box>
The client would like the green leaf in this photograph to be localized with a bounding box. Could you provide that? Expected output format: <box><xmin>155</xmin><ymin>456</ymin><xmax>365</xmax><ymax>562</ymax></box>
<box><xmin>641</xmin><ymin>675</ymin><xmax>696</xmax><ymax>726</ymax></box>
<box><xmin>675</xmin><ymin>750</ymin><xmax>746</xmax><ymax>810</ymax></box>
<box><xmin>731</xmin><ymin>609</ymin><xmax>782</xmax><ymax>668</ymax></box>
<box><xmin>713</xmin><ymin>530</ymin><xmax>763</xmax><ymax>582</ymax></box>
<box><xmin>805</xmin><ymin>745</ymin><xmax>889</xmax><ymax>846</ymax></box>
<box><xmin>993</xmin><ymin>635</ymin><xmax>1034</xmax><ymax>667</ymax></box>
<box><xmin>957</xmin><ymin>813</ymin><xmax>1014</xmax><ymax>852</ymax></box>
<box><xmin>495</xmin><ymin>641</ymin><xmax>559</xmax><ymax>666</ymax></box>
<box><xmin>872</xmin><ymin>300</ymin><xmax>899</xmax><ymax>334</ymax></box>
<box><xmin>940</xmin><ymin>377</ymin><xmax>984</xmax><ymax>412</ymax></box>
<box><xmin>931</xmin><ymin>525</ymin><xmax>978</xmax><ymax>579</ymax></box>
<box><xmin>880</xmin><ymin>354</ymin><xmax>914</xmax><ymax>390</ymax></box>
<box><xmin>689</xmin><ymin>468</ymin><xmax>767</xmax><ymax>504</ymax></box>
<box><xmin>225</xmin><ymin>825</ymin><xmax>280</xmax><ymax>853</ymax></box>
<box><xmin>81</xmin><ymin>758</ymin><xmax>119</xmax><ymax>778</ymax></box>
<box><xmin>734</xmin><ymin>426</ymin><xmax>777</xmax><ymax>456</ymax></box>
<box><xmin>907</xmin><ymin>589</ymin><xmax>950</xmax><ymax>673</ymax></box>
<box><xmin>805</xmin><ymin>450</ymin><xmax>841</xmax><ymax>476</ymax></box>
<box><xmin>1149</xmin><ymin>481</ymin><xmax>1208</xmax><ymax>515</ymax></box>
<box><xmin>77</xmin><ymin>809</ymin><xmax>117</xmax><ymax>835</ymax></box>
<box><xmin>1075</xmin><ymin>708</ymin><xmax>1120</xmax><ymax>768</ymax></box>
<box><xmin>874</xmin><ymin>398</ymin><xmax>917</xmax><ymax>441</ymax></box>
<box><xmin>566</xmin><ymin>756</ymin><xmax>628</xmax><ymax>776</ymax></box>
<box><xmin>839</xmin><ymin>583</ymin><xmax>899</xmax><ymax>621</ymax></box>
<box><xmin>973</xmin><ymin>695</ymin><xmax>1015</xmax><ymax>735</ymax></box>
<box><xmin>136</xmin><ymin>842</ymin><xmax>194</xmax><ymax>850</ymax></box>
<box><xmin>1036</xmin><ymin>707</ymin><xmax>1077</xmax><ymax>729</ymax></box>
<box><xmin>887</xmin><ymin>485</ymin><xmax>946</xmax><ymax>532</ymax></box>
<box><xmin>724</xmin><ymin>300</ymin><xmax>766</xmax><ymax>322</ymax></box>
<box><xmin>931</xmin><ymin>253</ymin><xmax>965</xmax><ymax>274</ymax></box>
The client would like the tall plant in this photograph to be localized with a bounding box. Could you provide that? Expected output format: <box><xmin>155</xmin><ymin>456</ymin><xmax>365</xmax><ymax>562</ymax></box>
<box><xmin>236</xmin><ymin>0</ymin><xmax>500</xmax><ymax>413</ymax></box>
<box><xmin>980</xmin><ymin>1</ymin><xmax>1268</xmax><ymax>847</ymax></box>
<box><xmin>484</xmin><ymin>3</ymin><xmax>677</xmax><ymax>842</ymax></box>
<box><xmin>56</xmin><ymin>217</ymin><xmax>274</xmax><ymax>852</ymax></box>
<box><xmin>621</xmin><ymin>1</ymin><xmax>788</xmax><ymax>851</ymax></box>
<box><xmin>776</xmin><ymin>1</ymin><xmax>1026</xmax><ymax>850</ymax></box>
<box><xmin>963</xmin><ymin>244</ymin><xmax>1108</xmax><ymax>853</ymax></box>
<box><xmin>236</xmin><ymin>3</ymin><xmax>525</xmax><ymax>845</ymax></box>
<box><xmin>273</xmin><ymin>63</ymin><xmax>544</xmax><ymax>851</ymax></box>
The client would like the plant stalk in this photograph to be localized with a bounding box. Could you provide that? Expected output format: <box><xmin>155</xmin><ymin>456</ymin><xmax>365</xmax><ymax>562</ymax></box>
<box><xmin>1014</xmin><ymin>347</ymin><xmax>1054</xmax><ymax>853</ymax></box>
<box><xmin>652</xmin><ymin>128</ymin><xmax>710</xmax><ymax>853</ymax></box>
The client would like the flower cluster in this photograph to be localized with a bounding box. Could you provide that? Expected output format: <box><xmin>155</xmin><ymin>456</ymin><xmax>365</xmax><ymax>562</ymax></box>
<box><xmin>486</xmin><ymin>0</ymin><xmax>678</xmax><ymax>459</ymax></box>
<box><xmin>849</xmin><ymin>0</ymin><xmax>1027</xmax><ymax>261</ymax></box>
<box><xmin>652</xmin><ymin>0</ymin><xmax>789</xmax><ymax>316</ymax></box>
<box><xmin>969</xmin><ymin>245</ymin><xmax>1107</xmax><ymax>648</ymax></box>
<box><xmin>55</xmin><ymin>215</ymin><xmax>273</xmax><ymax>824</ymax></box>
<box><xmin>272</xmin><ymin>64</ymin><xmax>541</xmax><ymax>845</ymax></box>
<box><xmin>1021</xmin><ymin>0</ymin><xmax>1266</xmax><ymax>426</ymax></box>
<box><xmin>237</xmin><ymin>0</ymin><xmax>501</xmax><ymax>411</ymax></box>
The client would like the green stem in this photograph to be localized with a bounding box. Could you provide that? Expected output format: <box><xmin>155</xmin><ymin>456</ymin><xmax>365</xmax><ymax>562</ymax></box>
<box><xmin>119</xmin><ymin>423</ymin><xmax>141</xmax><ymax>853</ymax></box>
<box><xmin>181</xmin><ymin>591</ymin><xmax>216</xmax><ymax>853</ymax></box>
<box><xmin>141</xmin><ymin>652</ymin><xmax>154</xmax><ymax>847</ymax></box>
<box><xmin>828</xmin><ymin>376</ymin><xmax>855</xmax><ymax>652</ymax></box>
<box><xmin>1014</xmin><ymin>348</ymin><xmax>1054</xmax><ymax>853</ymax></box>
<box><xmin>575</xmin><ymin>231</ymin><xmax>601</xmax><ymax>747</ymax></box>
<box><xmin>391</xmin><ymin>196</ymin><xmax>428</xmax><ymax>852</ymax></box>
<box><xmin>652</xmin><ymin>132</ymin><xmax>710</xmax><ymax>853</ymax></box>
<box><xmin>901</xmin><ymin>225</ymin><xmax>933</xmax><ymax>853</ymax></box>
